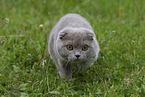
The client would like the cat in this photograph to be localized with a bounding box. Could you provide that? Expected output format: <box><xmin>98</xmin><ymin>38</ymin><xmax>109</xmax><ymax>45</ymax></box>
<box><xmin>48</xmin><ymin>14</ymin><xmax>99</xmax><ymax>80</ymax></box>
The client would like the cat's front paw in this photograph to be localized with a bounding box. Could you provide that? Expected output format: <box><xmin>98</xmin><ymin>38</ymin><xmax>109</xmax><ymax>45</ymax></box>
<box><xmin>59</xmin><ymin>70</ymin><xmax>72</xmax><ymax>81</ymax></box>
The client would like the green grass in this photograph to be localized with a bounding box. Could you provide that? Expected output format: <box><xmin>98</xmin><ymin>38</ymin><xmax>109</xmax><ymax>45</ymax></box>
<box><xmin>0</xmin><ymin>0</ymin><xmax>145</xmax><ymax>96</ymax></box>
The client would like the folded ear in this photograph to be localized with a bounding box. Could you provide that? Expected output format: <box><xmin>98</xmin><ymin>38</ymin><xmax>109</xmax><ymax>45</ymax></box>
<box><xmin>59</xmin><ymin>32</ymin><xmax>68</xmax><ymax>39</ymax></box>
<box><xmin>86</xmin><ymin>32</ymin><xmax>94</xmax><ymax>40</ymax></box>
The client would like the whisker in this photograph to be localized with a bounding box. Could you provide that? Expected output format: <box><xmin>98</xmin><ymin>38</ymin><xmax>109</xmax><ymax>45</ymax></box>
<box><xmin>77</xmin><ymin>63</ymin><xmax>81</xmax><ymax>71</ymax></box>
<box><xmin>64</xmin><ymin>59</ymin><xmax>70</xmax><ymax>68</ymax></box>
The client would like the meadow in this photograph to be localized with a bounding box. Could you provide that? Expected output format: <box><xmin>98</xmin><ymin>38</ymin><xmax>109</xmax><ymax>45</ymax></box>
<box><xmin>0</xmin><ymin>0</ymin><xmax>145</xmax><ymax>96</ymax></box>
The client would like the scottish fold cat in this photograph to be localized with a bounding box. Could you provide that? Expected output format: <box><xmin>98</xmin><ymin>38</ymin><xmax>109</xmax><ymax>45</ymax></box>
<box><xmin>48</xmin><ymin>14</ymin><xmax>99</xmax><ymax>80</ymax></box>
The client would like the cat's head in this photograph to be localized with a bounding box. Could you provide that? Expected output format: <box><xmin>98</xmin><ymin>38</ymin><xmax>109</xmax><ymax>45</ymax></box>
<box><xmin>56</xmin><ymin>27</ymin><xmax>99</xmax><ymax>64</ymax></box>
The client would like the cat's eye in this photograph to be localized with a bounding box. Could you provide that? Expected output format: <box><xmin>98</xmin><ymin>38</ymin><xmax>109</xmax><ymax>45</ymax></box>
<box><xmin>66</xmin><ymin>45</ymin><xmax>73</xmax><ymax>50</ymax></box>
<box><xmin>82</xmin><ymin>45</ymin><xmax>88</xmax><ymax>51</ymax></box>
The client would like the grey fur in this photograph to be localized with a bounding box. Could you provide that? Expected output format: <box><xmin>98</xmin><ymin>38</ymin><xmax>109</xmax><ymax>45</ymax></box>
<box><xmin>48</xmin><ymin>14</ymin><xmax>99</xmax><ymax>80</ymax></box>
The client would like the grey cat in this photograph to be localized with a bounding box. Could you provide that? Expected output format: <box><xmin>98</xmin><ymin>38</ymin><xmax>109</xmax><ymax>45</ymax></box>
<box><xmin>48</xmin><ymin>14</ymin><xmax>99</xmax><ymax>80</ymax></box>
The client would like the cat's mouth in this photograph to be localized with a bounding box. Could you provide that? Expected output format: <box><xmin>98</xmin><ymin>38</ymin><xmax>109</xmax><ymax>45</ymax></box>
<box><xmin>70</xmin><ymin>58</ymin><xmax>82</xmax><ymax>63</ymax></box>
<box><xmin>75</xmin><ymin>59</ymin><xmax>80</xmax><ymax>62</ymax></box>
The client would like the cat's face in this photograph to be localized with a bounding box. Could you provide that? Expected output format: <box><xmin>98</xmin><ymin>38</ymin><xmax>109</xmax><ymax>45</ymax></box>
<box><xmin>56</xmin><ymin>28</ymin><xmax>97</xmax><ymax>63</ymax></box>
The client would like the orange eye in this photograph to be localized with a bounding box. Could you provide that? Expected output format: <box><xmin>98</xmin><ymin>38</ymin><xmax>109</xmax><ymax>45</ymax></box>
<box><xmin>66</xmin><ymin>45</ymin><xmax>73</xmax><ymax>50</ymax></box>
<box><xmin>82</xmin><ymin>45</ymin><xmax>88</xmax><ymax>51</ymax></box>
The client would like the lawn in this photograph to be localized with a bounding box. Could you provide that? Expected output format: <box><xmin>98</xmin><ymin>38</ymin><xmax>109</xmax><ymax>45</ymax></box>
<box><xmin>0</xmin><ymin>0</ymin><xmax>145</xmax><ymax>96</ymax></box>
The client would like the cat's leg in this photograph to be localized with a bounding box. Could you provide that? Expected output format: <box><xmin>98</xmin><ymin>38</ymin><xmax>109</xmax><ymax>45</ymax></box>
<box><xmin>59</xmin><ymin>69</ymin><xmax>72</xmax><ymax>80</ymax></box>
<box><xmin>58</xmin><ymin>65</ymin><xmax>72</xmax><ymax>80</ymax></box>
<box><xmin>56</xmin><ymin>59</ymin><xmax>72</xmax><ymax>80</ymax></box>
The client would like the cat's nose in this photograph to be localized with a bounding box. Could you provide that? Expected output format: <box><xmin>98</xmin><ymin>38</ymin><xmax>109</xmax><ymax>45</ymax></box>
<box><xmin>75</xmin><ymin>55</ymin><xmax>80</xmax><ymax>58</ymax></box>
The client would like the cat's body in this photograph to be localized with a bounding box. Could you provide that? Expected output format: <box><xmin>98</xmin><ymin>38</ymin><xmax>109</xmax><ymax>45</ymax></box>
<box><xmin>48</xmin><ymin>14</ymin><xmax>99</xmax><ymax>80</ymax></box>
